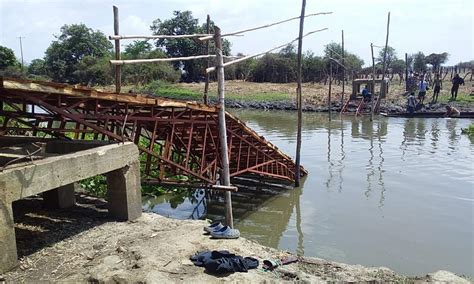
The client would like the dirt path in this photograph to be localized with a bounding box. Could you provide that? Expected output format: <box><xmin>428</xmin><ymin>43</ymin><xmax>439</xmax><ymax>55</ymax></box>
<box><xmin>2</xmin><ymin>194</ymin><xmax>470</xmax><ymax>283</ymax></box>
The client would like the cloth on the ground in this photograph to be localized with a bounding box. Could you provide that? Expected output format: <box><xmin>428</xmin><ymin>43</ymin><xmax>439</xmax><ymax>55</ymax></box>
<box><xmin>190</xmin><ymin>250</ymin><xmax>259</xmax><ymax>274</ymax></box>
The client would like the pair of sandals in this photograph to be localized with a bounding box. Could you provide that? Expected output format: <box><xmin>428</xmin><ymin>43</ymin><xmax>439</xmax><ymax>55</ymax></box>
<box><xmin>204</xmin><ymin>221</ymin><xmax>240</xmax><ymax>239</ymax></box>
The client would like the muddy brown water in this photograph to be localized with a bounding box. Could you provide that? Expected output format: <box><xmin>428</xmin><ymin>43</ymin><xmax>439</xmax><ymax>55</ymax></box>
<box><xmin>143</xmin><ymin>110</ymin><xmax>474</xmax><ymax>277</ymax></box>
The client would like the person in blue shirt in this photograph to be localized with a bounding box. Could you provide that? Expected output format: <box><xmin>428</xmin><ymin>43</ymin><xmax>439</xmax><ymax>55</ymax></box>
<box><xmin>361</xmin><ymin>85</ymin><xmax>371</xmax><ymax>102</ymax></box>
<box><xmin>418</xmin><ymin>75</ymin><xmax>429</xmax><ymax>105</ymax></box>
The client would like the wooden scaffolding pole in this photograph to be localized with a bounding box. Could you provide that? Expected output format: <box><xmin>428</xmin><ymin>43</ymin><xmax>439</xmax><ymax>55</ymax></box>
<box><xmin>203</xmin><ymin>15</ymin><xmax>211</xmax><ymax>105</ymax></box>
<box><xmin>341</xmin><ymin>30</ymin><xmax>345</xmax><ymax>106</ymax></box>
<box><xmin>380</xmin><ymin>12</ymin><xmax>391</xmax><ymax>98</ymax></box>
<box><xmin>113</xmin><ymin>6</ymin><xmax>121</xmax><ymax>94</ymax></box>
<box><xmin>294</xmin><ymin>0</ymin><xmax>306</xmax><ymax>187</ymax></box>
<box><xmin>370</xmin><ymin>43</ymin><xmax>376</xmax><ymax>121</ymax></box>
<box><xmin>328</xmin><ymin>50</ymin><xmax>333</xmax><ymax>119</ymax></box>
<box><xmin>214</xmin><ymin>26</ymin><xmax>234</xmax><ymax>227</ymax></box>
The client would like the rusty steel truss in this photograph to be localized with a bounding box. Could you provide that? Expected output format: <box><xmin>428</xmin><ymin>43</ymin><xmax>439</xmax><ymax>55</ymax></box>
<box><xmin>0</xmin><ymin>77</ymin><xmax>306</xmax><ymax>185</ymax></box>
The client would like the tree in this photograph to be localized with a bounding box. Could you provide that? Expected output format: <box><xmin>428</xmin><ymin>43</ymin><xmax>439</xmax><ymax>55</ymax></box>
<box><xmin>324</xmin><ymin>42</ymin><xmax>364</xmax><ymax>79</ymax></box>
<box><xmin>74</xmin><ymin>56</ymin><xmax>113</xmax><ymax>86</ymax></box>
<box><xmin>251</xmin><ymin>53</ymin><xmax>296</xmax><ymax>83</ymax></box>
<box><xmin>302</xmin><ymin>51</ymin><xmax>325</xmax><ymax>82</ymax></box>
<box><xmin>150</xmin><ymin>11</ymin><xmax>231</xmax><ymax>82</ymax></box>
<box><xmin>425</xmin><ymin>52</ymin><xmax>449</xmax><ymax>72</ymax></box>
<box><xmin>0</xmin><ymin>46</ymin><xmax>18</xmax><ymax>69</ymax></box>
<box><xmin>122</xmin><ymin>41</ymin><xmax>180</xmax><ymax>85</ymax></box>
<box><xmin>44</xmin><ymin>24</ymin><xmax>113</xmax><ymax>82</ymax></box>
<box><xmin>377</xmin><ymin>46</ymin><xmax>397</xmax><ymax>70</ymax></box>
<box><xmin>231</xmin><ymin>53</ymin><xmax>256</xmax><ymax>81</ymax></box>
<box><xmin>390</xmin><ymin>59</ymin><xmax>406</xmax><ymax>81</ymax></box>
<box><xmin>28</xmin><ymin>59</ymin><xmax>47</xmax><ymax>76</ymax></box>
<box><xmin>124</xmin><ymin>40</ymin><xmax>153</xmax><ymax>58</ymax></box>
<box><xmin>413</xmin><ymin>52</ymin><xmax>427</xmax><ymax>73</ymax></box>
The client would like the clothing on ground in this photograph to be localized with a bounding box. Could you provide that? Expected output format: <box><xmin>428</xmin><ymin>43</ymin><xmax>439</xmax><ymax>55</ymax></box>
<box><xmin>190</xmin><ymin>250</ymin><xmax>259</xmax><ymax>274</ymax></box>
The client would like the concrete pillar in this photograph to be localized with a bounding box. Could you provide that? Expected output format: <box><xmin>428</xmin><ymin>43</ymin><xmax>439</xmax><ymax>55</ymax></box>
<box><xmin>0</xmin><ymin>200</ymin><xmax>17</xmax><ymax>273</ymax></box>
<box><xmin>106</xmin><ymin>161</ymin><xmax>142</xmax><ymax>221</ymax></box>
<box><xmin>43</xmin><ymin>183</ymin><xmax>76</xmax><ymax>209</ymax></box>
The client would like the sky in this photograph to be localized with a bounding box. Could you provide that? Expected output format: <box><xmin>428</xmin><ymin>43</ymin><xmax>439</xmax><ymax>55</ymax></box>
<box><xmin>0</xmin><ymin>0</ymin><xmax>472</xmax><ymax>67</ymax></box>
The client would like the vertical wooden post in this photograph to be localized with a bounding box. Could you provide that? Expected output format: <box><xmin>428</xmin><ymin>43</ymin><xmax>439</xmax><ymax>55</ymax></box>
<box><xmin>341</xmin><ymin>30</ymin><xmax>345</xmax><ymax>107</ymax></box>
<box><xmin>370</xmin><ymin>43</ymin><xmax>376</xmax><ymax>121</ymax></box>
<box><xmin>113</xmin><ymin>6</ymin><xmax>121</xmax><ymax>94</ymax></box>
<box><xmin>294</xmin><ymin>0</ymin><xmax>306</xmax><ymax>187</ymax></box>
<box><xmin>379</xmin><ymin>12</ymin><xmax>391</xmax><ymax>100</ymax></box>
<box><xmin>214</xmin><ymin>26</ymin><xmax>233</xmax><ymax>228</ymax></box>
<box><xmin>328</xmin><ymin>50</ymin><xmax>332</xmax><ymax>119</ymax></box>
<box><xmin>203</xmin><ymin>15</ymin><xmax>210</xmax><ymax>105</ymax></box>
<box><xmin>405</xmin><ymin>53</ymin><xmax>408</xmax><ymax>91</ymax></box>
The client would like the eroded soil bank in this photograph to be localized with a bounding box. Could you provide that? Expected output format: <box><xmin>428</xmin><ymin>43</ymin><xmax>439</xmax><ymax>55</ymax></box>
<box><xmin>2</xmin><ymin>194</ymin><xmax>470</xmax><ymax>283</ymax></box>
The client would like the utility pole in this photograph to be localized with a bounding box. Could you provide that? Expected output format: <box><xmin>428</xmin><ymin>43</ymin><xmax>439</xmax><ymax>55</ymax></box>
<box><xmin>18</xmin><ymin>36</ymin><xmax>24</xmax><ymax>71</ymax></box>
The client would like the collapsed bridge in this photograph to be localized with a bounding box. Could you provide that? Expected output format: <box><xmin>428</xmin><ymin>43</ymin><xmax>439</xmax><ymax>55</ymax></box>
<box><xmin>0</xmin><ymin>77</ymin><xmax>306</xmax><ymax>186</ymax></box>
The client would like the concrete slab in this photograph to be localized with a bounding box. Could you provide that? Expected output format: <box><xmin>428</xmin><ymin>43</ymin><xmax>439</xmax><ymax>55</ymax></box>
<box><xmin>0</xmin><ymin>141</ymin><xmax>142</xmax><ymax>273</ymax></box>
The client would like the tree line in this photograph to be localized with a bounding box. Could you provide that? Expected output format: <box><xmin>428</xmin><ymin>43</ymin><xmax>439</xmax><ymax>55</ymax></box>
<box><xmin>0</xmin><ymin>10</ymin><xmax>472</xmax><ymax>87</ymax></box>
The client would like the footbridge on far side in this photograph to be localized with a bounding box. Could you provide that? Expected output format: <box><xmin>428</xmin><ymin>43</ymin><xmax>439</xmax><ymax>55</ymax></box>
<box><xmin>0</xmin><ymin>77</ymin><xmax>307</xmax><ymax>186</ymax></box>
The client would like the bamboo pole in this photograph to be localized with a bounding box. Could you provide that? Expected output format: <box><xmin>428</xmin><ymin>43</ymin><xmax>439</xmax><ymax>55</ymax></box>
<box><xmin>206</xmin><ymin>28</ymin><xmax>327</xmax><ymax>73</ymax></box>
<box><xmin>294</xmin><ymin>0</ymin><xmax>306</xmax><ymax>187</ymax></box>
<box><xmin>203</xmin><ymin>14</ymin><xmax>211</xmax><ymax>105</ymax></box>
<box><xmin>113</xmin><ymin>6</ymin><xmax>121</xmax><ymax>93</ymax></box>
<box><xmin>110</xmin><ymin>54</ymin><xmax>215</xmax><ymax>65</ymax></box>
<box><xmin>199</xmin><ymin>12</ymin><xmax>331</xmax><ymax>41</ymax></box>
<box><xmin>109</xmin><ymin>34</ymin><xmax>212</xmax><ymax>40</ymax></box>
<box><xmin>370</xmin><ymin>43</ymin><xmax>376</xmax><ymax>121</ymax></box>
<box><xmin>328</xmin><ymin>50</ymin><xmax>332</xmax><ymax>119</ymax></box>
<box><xmin>341</xmin><ymin>30</ymin><xmax>345</xmax><ymax>107</ymax></box>
<box><xmin>215</xmin><ymin>26</ymin><xmax>234</xmax><ymax>228</ymax></box>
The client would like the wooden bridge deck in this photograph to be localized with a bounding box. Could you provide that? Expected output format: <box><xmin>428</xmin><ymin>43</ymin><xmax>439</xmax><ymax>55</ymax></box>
<box><xmin>0</xmin><ymin>77</ymin><xmax>306</xmax><ymax>185</ymax></box>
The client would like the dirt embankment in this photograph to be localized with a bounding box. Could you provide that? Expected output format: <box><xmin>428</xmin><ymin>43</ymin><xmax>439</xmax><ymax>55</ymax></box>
<box><xmin>179</xmin><ymin>80</ymin><xmax>473</xmax><ymax>113</ymax></box>
<box><xmin>2</xmin><ymin>194</ymin><xmax>471</xmax><ymax>283</ymax></box>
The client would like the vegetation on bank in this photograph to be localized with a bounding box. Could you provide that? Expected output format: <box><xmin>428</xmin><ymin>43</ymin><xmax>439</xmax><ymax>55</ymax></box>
<box><xmin>461</xmin><ymin>123</ymin><xmax>474</xmax><ymax>135</ymax></box>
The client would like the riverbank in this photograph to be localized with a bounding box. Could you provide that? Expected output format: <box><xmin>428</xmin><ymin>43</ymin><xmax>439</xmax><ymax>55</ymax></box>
<box><xmin>2</xmin><ymin>193</ymin><xmax>470</xmax><ymax>283</ymax></box>
<box><xmin>147</xmin><ymin>80</ymin><xmax>474</xmax><ymax>113</ymax></box>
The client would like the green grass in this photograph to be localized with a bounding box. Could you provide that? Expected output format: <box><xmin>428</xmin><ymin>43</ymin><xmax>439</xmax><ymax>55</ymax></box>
<box><xmin>227</xmin><ymin>92</ymin><xmax>290</xmax><ymax>102</ymax></box>
<box><xmin>461</xmin><ymin>123</ymin><xmax>474</xmax><ymax>135</ymax></box>
<box><xmin>141</xmin><ymin>80</ymin><xmax>292</xmax><ymax>103</ymax></box>
<box><xmin>141</xmin><ymin>81</ymin><xmax>202</xmax><ymax>101</ymax></box>
<box><xmin>437</xmin><ymin>92</ymin><xmax>474</xmax><ymax>104</ymax></box>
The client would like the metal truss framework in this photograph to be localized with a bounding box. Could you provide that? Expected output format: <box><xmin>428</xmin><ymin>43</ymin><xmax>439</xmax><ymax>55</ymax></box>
<box><xmin>0</xmin><ymin>78</ymin><xmax>306</xmax><ymax>185</ymax></box>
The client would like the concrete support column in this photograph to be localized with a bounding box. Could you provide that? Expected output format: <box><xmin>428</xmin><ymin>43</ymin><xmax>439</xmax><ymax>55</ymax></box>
<box><xmin>106</xmin><ymin>161</ymin><xmax>142</xmax><ymax>221</ymax></box>
<box><xmin>0</xmin><ymin>200</ymin><xmax>17</xmax><ymax>273</ymax></box>
<box><xmin>43</xmin><ymin>183</ymin><xmax>76</xmax><ymax>209</ymax></box>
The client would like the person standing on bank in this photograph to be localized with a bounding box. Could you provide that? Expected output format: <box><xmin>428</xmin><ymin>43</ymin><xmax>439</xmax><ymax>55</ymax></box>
<box><xmin>417</xmin><ymin>75</ymin><xmax>429</xmax><ymax>105</ymax></box>
<box><xmin>431</xmin><ymin>73</ymin><xmax>442</xmax><ymax>103</ymax></box>
<box><xmin>450</xmin><ymin>73</ymin><xmax>465</xmax><ymax>101</ymax></box>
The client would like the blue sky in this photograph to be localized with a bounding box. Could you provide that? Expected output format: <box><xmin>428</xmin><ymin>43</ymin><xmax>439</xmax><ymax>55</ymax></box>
<box><xmin>0</xmin><ymin>0</ymin><xmax>472</xmax><ymax>66</ymax></box>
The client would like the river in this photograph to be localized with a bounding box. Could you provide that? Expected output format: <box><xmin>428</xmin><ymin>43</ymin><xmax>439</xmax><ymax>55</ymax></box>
<box><xmin>143</xmin><ymin>110</ymin><xmax>474</xmax><ymax>277</ymax></box>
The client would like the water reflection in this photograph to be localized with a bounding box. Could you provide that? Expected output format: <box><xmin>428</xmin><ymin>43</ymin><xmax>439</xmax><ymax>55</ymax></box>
<box><xmin>143</xmin><ymin>181</ymin><xmax>306</xmax><ymax>251</ymax></box>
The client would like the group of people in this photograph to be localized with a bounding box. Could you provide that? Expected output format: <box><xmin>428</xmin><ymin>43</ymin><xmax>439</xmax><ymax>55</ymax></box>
<box><xmin>406</xmin><ymin>72</ymin><xmax>464</xmax><ymax>117</ymax></box>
